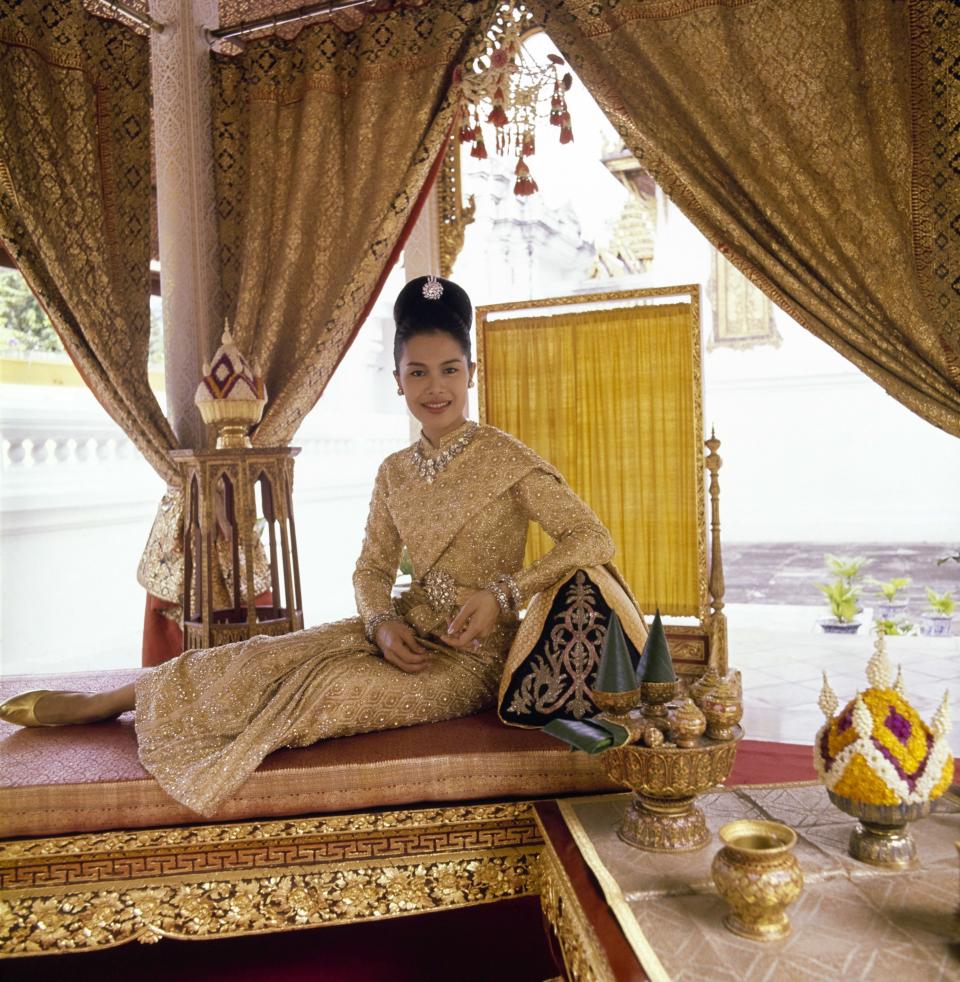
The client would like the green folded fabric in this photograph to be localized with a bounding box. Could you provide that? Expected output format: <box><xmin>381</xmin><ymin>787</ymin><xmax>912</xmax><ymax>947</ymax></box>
<box><xmin>542</xmin><ymin>717</ymin><xmax>629</xmax><ymax>753</ymax></box>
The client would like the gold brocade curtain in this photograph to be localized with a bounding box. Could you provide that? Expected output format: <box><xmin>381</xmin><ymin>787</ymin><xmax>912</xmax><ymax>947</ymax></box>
<box><xmin>481</xmin><ymin>303</ymin><xmax>704</xmax><ymax>616</ymax></box>
<box><xmin>212</xmin><ymin>1</ymin><xmax>501</xmax><ymax>447</ymax></box>
<box><xmin>0</xmin><ymin>0</ymin><xmax>178</xmax><ymax>484</ymax></box>
<box><xmin>528</xmin><ymin>0</ymin><xmax>960</xmax><ymax>437</ymax></box>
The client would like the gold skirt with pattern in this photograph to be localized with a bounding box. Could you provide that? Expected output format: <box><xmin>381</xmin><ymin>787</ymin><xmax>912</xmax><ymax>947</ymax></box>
<box><xmin>135</xmin><ymin>590</ymin><xmax>510</xmax><ymax>816</ymax></box>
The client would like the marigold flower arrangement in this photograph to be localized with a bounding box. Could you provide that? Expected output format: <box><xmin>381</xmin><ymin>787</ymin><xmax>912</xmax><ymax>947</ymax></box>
<box><xmin>814</xmin><ymin>635</ymin><xmax>953</xmax><ymax>806</ymax></box>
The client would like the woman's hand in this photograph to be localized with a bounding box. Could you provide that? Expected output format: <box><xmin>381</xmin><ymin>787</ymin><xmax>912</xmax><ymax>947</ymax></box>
<box><xmin>375</xmin><ymin>620</ymin><xmax>430</xmax><ymax>673</ymax></box>
<box><xmin>441</xmin><ymin>590</ymin><xmax>500</xmax><ymax>650</ymax></box>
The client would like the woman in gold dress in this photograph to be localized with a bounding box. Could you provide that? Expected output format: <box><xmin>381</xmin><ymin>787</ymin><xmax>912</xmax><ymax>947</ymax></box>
<box><xmin>0</xmin><ymin>276</ymin><xmax>614</xmax><ymax>815</ymax></box>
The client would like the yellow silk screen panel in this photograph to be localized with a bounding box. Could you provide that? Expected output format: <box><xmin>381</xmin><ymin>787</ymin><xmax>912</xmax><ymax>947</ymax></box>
<box><xmin>481</xmin><ymin>303</ymin><xmax>701</xmax><ymax>616</ymax></box>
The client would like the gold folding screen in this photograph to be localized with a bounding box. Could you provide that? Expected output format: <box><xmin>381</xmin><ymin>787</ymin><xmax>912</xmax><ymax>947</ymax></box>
<box><xmin>477</xmin><ymin>287</ymin><xmax>706</xmax><ymax>620</ymax></box>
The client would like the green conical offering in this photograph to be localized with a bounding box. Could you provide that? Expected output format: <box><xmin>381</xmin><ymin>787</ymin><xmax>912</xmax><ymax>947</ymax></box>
<box><xmin>638</xmin><ymin>609</ymin><xmax>676</xmax><ymax>683</ymax></box>
<box><xmin>595</xmin><ymin>610</ymin><xmax>637</xmax><ymax>693</ymax></box>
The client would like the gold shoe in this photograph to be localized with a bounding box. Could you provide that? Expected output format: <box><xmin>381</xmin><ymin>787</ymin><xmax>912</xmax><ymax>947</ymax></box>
<box><xmin>0</xmin><ymin>690</ymin><xmax>59</xmax><ymax>727</ymax></box>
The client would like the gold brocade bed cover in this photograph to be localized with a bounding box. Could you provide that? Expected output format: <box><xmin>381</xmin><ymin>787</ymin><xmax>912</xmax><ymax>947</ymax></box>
<box><xmin>136</xmin><ymin>422</ymin><xmax>615</xmax><ymax>815</ymax></box>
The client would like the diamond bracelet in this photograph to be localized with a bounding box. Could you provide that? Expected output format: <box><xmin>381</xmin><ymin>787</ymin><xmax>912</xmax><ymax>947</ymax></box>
<box><xmin>484</xmin><ymin>574</ymin><xmax>521</xmax><ymax>615</ymax></box>
<box><xmin>364</xmin><ymin>609</ymin><xmax>400</xmax><ymax>643</ymax></box>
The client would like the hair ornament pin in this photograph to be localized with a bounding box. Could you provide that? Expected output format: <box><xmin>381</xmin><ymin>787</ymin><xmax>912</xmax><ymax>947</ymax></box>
<box><xmin>422</xmin><ymin>275</ymin><xmax>444</xmax><ymax>300</ymax></box>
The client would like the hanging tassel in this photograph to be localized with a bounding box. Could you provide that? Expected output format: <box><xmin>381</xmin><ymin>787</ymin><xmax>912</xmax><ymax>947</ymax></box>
<box><xmin>514</xmin><ymin>158</ymin><xmax>538</xmax><ymax>196</ymax></box>
<box><xmin>559</xmin><ymin>111</ymin><xmax>574</xmax><ymax>145</ymax></box>
<box><xmin>458</xmin><ymin>119</ymin><xmax>476</xmax><ymax>143</ymax></box>
<box><xmin>550</xmin><ymin>86</ymin><xmax>563</xmax><ymax>126</ymax></box>
<box><xmin>470</xmin><ymin>127</ymin><xmax>488</xmax><ymax>160</ymax></box>
<box><xmin>487</xmin><ymin>84</ymin><xmax>509</xmax><ymax>128</ymax></box>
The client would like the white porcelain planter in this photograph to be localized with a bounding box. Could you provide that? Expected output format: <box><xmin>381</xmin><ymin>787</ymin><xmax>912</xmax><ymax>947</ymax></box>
<box><xmin>874</xmin><ymin>600</ymin><xmax>909</xmax><ymax>621</ymax></box>
<box><xmin>919</xmin><ymin>613</ymin><xmax>954</xmax><ymax>637</ymax></box>
<box><xmin>819</xmin><ymin>619</ymin><xmax>862</xmax><ymax>635</ymax></box>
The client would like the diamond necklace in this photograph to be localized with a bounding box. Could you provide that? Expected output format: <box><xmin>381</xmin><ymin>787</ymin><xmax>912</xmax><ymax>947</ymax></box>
<box><xmin>411</xmin><ymin>422</ymin><xmax>478</xmax><ymax>483</ymax></box>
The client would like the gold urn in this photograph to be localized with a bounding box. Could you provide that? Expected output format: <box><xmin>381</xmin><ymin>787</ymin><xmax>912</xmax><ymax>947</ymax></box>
<box><xmin>711</xmin><ymin>820</ymin><xmax>804</xmax><ymax>941</ymax></box>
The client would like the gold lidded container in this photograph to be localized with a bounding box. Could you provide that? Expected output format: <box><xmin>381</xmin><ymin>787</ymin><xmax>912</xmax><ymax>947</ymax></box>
<box><xmin>689</xmin><ymin>666</ymin><xmax>720</xmax><ymax>707</ymax></box>
<box><xmin>669</xmin><ymin>697</ymin><xmax>707</xmax><ymax>748</ymax></box>
<box><xmin>712</xmin><ymin>819</ymin><xmax>804</xmax><ymax>941</ymax></box>
<box><xmin>701</xmin><ymin>677</ymin><xmax>743</xmax><ymax>741</ymax></box>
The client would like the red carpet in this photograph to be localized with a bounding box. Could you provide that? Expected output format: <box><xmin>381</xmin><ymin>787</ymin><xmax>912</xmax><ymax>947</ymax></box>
<box><xmin>728</xmin><ymin>738</ymin><xmax>816</xmax><ymax>785</ymax></box>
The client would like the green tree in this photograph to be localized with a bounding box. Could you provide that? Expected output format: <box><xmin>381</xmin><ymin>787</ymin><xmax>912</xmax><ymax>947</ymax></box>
<box><xmin>0</xmin><ymin>269</ymin><xmax>63</xmax><ymax>353</ymax></box>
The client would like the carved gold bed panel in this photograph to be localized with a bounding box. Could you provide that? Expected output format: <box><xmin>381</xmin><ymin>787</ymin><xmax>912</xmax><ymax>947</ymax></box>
<box><xmin>477</xmin><ymin>285</ymin><xmax>727</xmax><ymax>676</ymax></box>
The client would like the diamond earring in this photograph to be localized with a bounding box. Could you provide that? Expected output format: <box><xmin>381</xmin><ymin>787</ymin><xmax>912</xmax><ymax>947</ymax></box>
<box><xmin>397</xmin><ymin>387</ymin><xmax>404</xmax><ymax>396</ymax></box>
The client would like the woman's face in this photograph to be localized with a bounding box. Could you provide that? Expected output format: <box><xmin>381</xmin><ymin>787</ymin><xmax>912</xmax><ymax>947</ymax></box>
<box><xmin>395</xmin><ymin>330</ymin><xmax>475</xmax><ymax>442</ymax></box>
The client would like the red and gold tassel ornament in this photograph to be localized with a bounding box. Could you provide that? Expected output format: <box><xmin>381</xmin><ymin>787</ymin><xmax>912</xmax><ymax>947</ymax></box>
<box><xmin>488</xmin><ymin>84</ymin><xmax>509</xmax><ymax>128</ymax></box>
<box><xmin>550</xmin><ymin>88</ymin><xmax>563</xmax><ymax>126</ymax></box>
<box><xmin>471</xmin><ymin>127</ymin><xmax>488</xmax><ymax>160</ymax></box>
<box><xmin>514</xmin><ymin>158</ymin><xmax>538</xmax><ymax>196</ymax></box>
<box><xmin>559</xmin><ymin>111</ymin><xmax>574</xmax><ymax>144</ymax></box>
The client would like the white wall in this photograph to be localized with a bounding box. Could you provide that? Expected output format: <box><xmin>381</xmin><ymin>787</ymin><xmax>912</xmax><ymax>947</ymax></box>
<box><xmin>0</xmin><ymin>289</ymin><xmax>409</xmax><ymax>675</ymax></box>
<box><xmin>651</xmin><ymin>198</ymin><xmax>960</xmax><ymax>543</ymax></box>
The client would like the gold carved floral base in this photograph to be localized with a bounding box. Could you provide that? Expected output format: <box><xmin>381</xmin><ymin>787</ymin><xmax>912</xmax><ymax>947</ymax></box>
<box><xmin>0</xmin><ymin>803</ymin><xmax>541</xmax><ymax>957</ymax></box>
<box><xmin>538</xmin><ymin>836</ymin><xmax>616</xmax><ymax>982</ymax></box>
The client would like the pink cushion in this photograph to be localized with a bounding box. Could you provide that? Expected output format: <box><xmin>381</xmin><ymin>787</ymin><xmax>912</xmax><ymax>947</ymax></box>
<box><xmin>0</xmin><ymin>670</ymin><xmax>617</xmax><ymax>837</ymax></box>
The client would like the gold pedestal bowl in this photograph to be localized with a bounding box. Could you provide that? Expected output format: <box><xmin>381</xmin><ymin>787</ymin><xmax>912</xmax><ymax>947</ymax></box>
<box><xmin>827</xmin><ymin>791</ymin><xmax>932</xmax><ymax>869</ymax></box>
<box><xmin>198</xmin><ymin>398</ymin><xmax>266</xmax><ymax>450</ymax></box>
<box><xmin>602</xmin><ymin>726</ymin><xmax>743</xmax><ymax>852</ymax></box>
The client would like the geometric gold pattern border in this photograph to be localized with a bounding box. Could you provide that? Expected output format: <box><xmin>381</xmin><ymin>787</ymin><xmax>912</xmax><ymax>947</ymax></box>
<box><xmin>0</xmin><ymin>802</ymin><xmax>542</xmax><ymax>957</ymax></box>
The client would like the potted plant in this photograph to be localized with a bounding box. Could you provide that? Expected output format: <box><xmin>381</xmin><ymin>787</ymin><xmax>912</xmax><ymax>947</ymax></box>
<box><xmin>920</xmin><ymin>588</ymin><xmax>955</xmax><ymax>637</ymax></box>
<box><xmin>824</xmin><ymin>553</ymin><xmax>872</xmax><ymax>585</ymax></box>
<box><xmin>867</xmin><ymin>576</ymin><xmax>910</xmax><ymax>621</ymax></box>
<box><xmin>874</xmin><ymin>617</ymin><xmax>914</xmax><ymax>637</ymax></box>
<box><xmin>816</xmin><ymin>580</ymin><xmax>862</xmax><ymax>634</ymax></box>
<box><xmin>815</xmin><ymin>554</ymin><xmax>870</xmax><ymax>634</ymax></box>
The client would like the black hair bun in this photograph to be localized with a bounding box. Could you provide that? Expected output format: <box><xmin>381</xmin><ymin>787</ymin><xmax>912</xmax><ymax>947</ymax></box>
<box><xmin>393</xmin><ymin>276</ymin><xmax>473</xmax><ymax>336</ymax></box>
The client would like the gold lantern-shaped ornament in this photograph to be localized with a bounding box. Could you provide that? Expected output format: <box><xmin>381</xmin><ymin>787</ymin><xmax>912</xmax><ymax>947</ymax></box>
<box><xmin>173</xmin><ymin>326</ymin><xmax>303</xmax><ymax>651</ymax></box>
